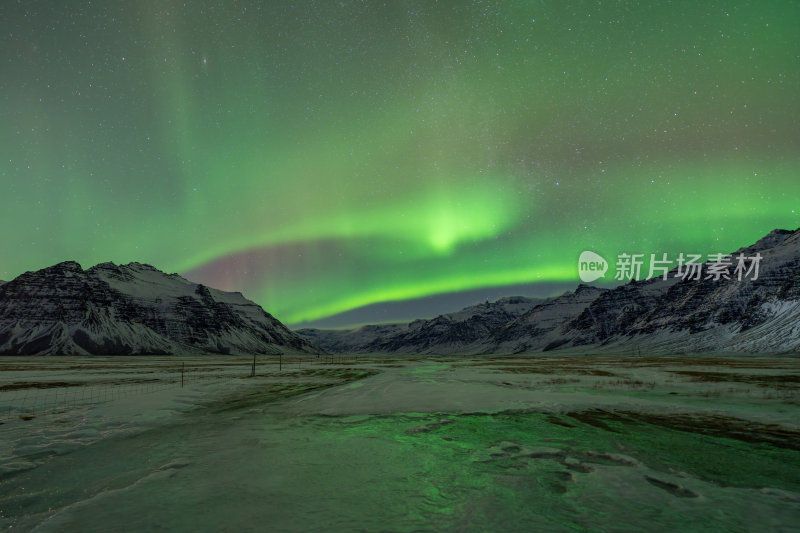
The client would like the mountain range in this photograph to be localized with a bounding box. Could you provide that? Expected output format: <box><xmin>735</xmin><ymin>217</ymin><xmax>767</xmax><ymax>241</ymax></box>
<box><xmin>298</xmin><ymin>228</ymin><xmax>800</xmax><ymax>355</ymax></box>
<box><xmin>2</xmin><ymin>228</ymin><xmax>798</xmax><ymax>356</ymax></box>
<box><xmin>0</xmin><ymin>261</ymin><xmax>319</xmax><ymax>355</ymax></box>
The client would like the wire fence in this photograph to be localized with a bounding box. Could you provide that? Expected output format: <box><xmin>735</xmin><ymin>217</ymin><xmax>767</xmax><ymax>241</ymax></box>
<box><xmin>0</xmin><ymin>354</ymin><xmax>365</xmax><ymax>421</ymax></box>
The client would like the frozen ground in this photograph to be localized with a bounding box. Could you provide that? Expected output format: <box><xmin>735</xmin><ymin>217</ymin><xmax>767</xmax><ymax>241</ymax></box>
<box><xmin>1</xmin><ymin>354</ymin><xmax>799</xmax><ymax>532</ymax></box>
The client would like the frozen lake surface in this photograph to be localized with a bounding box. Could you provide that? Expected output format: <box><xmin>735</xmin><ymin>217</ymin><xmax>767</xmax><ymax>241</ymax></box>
<box><xmin>1</xmin><ymin>354</ymin><xmax>799</xmax><ymax>532</ymax></box>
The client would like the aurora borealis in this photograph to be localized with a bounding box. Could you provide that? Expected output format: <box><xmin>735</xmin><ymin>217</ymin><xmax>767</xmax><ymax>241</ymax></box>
<box><xmin>1</xmin><ymin>1</ymin><xmax>798</xmax><ymax>326</ymax></box>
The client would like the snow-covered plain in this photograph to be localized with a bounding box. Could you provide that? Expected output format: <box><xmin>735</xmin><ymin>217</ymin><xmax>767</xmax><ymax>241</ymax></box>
<box><xmin>1</xmin><ymin>354</ymin><xmax>799</xmax><ymax>532</ymax></box>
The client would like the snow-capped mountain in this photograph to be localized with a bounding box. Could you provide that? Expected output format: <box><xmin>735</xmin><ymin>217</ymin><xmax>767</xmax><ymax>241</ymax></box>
<box><xmin>482</xmin><ymin>285</ymin><xmax>608</xmax><ymax>353</ymax></box>
<box><xmin>0</xmin><ymin>261</ymin><xmax>321</xmax><ymax>355</ymax></box>
<box><xmin>555</xmin><ymin>228</ymin><xmax>800</xmax><ymax>353</ymax></box>
<box><xmin>297</xmin><ymin>295</ymin><xmax>547</xmax><ymax>355</ymax></box>
<box><xmin>299</xmin><ymin>228</ymin><xmax>800</xmax><ymax>354</ymax></box>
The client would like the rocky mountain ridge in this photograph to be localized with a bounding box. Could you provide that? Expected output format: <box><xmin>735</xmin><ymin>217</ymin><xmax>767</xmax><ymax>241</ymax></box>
<box><xmin>553</xmin><ymin>228</ymin><xmax>800</xmax><ymax>353</ymax></box>
<box><xmin>299</xmin><ymin>228</ymin><xmax>800</xmax><ymax>354</ymax></box>
<box><xmin>0</xmin><ymin>261</ymin><xmax>320</xmax><ymax>355</ymax></box>
<box><xmin>297</xmin><ymin>295</ymin><xmax>547</xmax><ymax>355</ymax></box>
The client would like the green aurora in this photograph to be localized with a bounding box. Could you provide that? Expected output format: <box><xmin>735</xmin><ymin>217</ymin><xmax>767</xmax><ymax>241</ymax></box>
<box><xmin>1</xmin><ymin>1</ymin><xmax>798</xmax><ymax>324</ymax></box>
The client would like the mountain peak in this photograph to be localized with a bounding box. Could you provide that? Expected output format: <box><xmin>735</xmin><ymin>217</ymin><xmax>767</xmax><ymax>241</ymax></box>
<box><xmin>739</xmin><ymin>228</ymin><xmax>797</xmax><ymax>254</ymax></box>
<box><xmin>50</xmin><ymin>260</ymin><xmax>84</xmax><ymax>272</ymax></box>
<box><xmin>495</xmin><ymin>296</ymin><xmax>539</xmax><ymax>305</ymax></box>
<box><xmin>123</xmin><ymin>262</ymin><xmax>160</xmax><ymax>271</ymax></box>
<box><xmin>574</xmin><ymin>283</ymin><xmax>603</xmax><ymax>294</ymax></box>
<box><xmin>560</xmin><ymin>284</ymin><xmax>606</xmax><ymax>299</ymax></box>
<box><xmin>0</xmin><ymin>261</ymin><xmax>321</xmax><ymax>355</ymax></box>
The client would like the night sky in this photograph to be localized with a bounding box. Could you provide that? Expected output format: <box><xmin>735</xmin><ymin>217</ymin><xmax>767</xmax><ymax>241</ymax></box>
<box><xmin>2</xmin><ymin>1</ymin><xmax>798</xmax><ymax>326</ymax></box>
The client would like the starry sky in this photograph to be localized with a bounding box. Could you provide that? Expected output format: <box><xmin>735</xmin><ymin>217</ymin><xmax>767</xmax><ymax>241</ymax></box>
<box><xmin>2</xmin><ymin>1</ymin><xmax>798</xmax><ymax>327</ymax></box>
